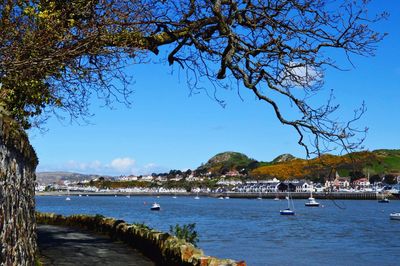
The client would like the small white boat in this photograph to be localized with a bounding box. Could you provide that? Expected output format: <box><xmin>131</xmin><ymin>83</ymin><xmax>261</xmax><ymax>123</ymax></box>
<box><xmin>224</xmin><ymin>196</ymin><xmax>230</xmax><ymax>199</ymax></box>
<box><xmin>389</xmin><ymin>212</ymin><xmax>400</xmax><ymax>220</ymax></box>
<box><xmin>218</xmin><ymin>196</ymin><xmax>224</xmax><ymax>200</ymax></box>
<box><xmin>126</xmin><ymin>195</ymin><xmax>130</xmax><ymax>198</ymax></box>
<box><xmin>378</xmin><ymin>198</ymin><xmax>389</xmax><ymax>203</ymax></box>
<box><xmin>150</xmin><ymin>203</ymin><xmax>161</xmax><ymax>211</ymax></box>
<box><xmin>172</xmin><ymin>196</ymin><xmax>177</xmax><ymax>199</ymax></box>
<box><xmin>273</xmin><ymin>197</ymin><xmax>280</xmax><ymax>201</ymax></box>
<box><xmin>377</xmin><ymin>192</ymin><xmax>389</xmax><ymax>203</ymax></box>
<box><xmin>305</xmin><ymin>185</ymin><xmax>320</xmax><ymax>207</ymax></box>
<box><xmin>305</xmin><ymin>197</ymin><xmax>320</xmax><ymax>207</ymax></box>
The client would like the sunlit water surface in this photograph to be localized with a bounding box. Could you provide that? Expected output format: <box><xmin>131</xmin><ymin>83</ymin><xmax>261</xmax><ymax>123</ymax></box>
<box><xmin>36</xmin><ymin>196</ymin><xmax>400</xmax><ymax>266</ymax></box>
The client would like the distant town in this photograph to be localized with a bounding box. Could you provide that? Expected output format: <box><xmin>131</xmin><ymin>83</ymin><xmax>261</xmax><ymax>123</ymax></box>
<box><xmin>35</xmin><ymin>170</ymin><xmax>400</xmax><ymax>197</ymax></box>
<box><xmin>35</xmin><ymin>150</ymin><xmax>400</xmax><ymax>198</ymax></box>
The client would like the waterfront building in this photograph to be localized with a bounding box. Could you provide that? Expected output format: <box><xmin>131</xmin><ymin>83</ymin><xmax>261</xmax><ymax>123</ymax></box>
<box><xmin>119</xmin><ymin>175</ymin><xmax>138</xmax><ymax>181</ymax></box>
<box><xmin>325</xmin><ymin>172</ymin><xmax>350</xmax><ymax>190</ymax></box>
<box><xmin>352</xmin><ymin>178</ymin><xmax>370</xmax><ymax>190</ymax></box>
<box><xmin>139</xmin><ymin>175</ymin><xmax>154</xmax><ymax>182</ymax></box>
<box><xmin>216</xmin><ymin>178</ymin><xmax>242</xmax><ymax>186</ymax></box>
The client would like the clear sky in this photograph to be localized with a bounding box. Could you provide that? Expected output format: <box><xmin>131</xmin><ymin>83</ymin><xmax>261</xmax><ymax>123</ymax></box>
<box><xmin>28</xmin><ymin>1</ymin><xmax>400</xmax><ymax>176</ymax></box>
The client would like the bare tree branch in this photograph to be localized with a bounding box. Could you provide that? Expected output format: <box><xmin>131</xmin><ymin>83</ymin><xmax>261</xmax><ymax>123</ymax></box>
<box><xmin>0</xmin><ymin>0</ymin><xmax>386</xmax><ymax>155</ymax></box>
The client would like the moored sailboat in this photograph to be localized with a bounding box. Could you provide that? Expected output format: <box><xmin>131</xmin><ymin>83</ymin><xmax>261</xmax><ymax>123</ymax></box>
<box><xmin>273</xmin><ymin>191</ymin><xmax>280</xmax><ymax>201</ymax></box>
<box><xmin>305</xmin><ymin>185</ymin><xmax>319</xmax><ymax>207</ymax></box>
<box><xmin>378</xmin><ymin>198</ymin><xmax>390</xmax><ymax>203</ymax></box>
<box><xmin>280</xmin><ymin>189</ymin><xmax>295</xmax><ymax>215</ymax></box>
<box><xmin>377</xmin><ymin>192</ymin><xmax>390</xmax><ymax>203</ymax></box>
<box><xmin>257</xmin><ymin>191</ymin><xmax>262</xmax><ymax>200</ymax></box>
<box><xmin>194</xmin><ymin>192</ymin><xmax>200</xmax><ymax>199</ymax></box>
<box><xmin>66</xmin><ymin>189</ymin><xmax>71</xmax><ymax>201</ymax></box>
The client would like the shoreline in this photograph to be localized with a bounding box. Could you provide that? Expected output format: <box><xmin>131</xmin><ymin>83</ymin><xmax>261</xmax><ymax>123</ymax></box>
<box><xmin>36</xmin><ymin>191</ymin><xmax>399</xmax><ymax>200</ymax></box>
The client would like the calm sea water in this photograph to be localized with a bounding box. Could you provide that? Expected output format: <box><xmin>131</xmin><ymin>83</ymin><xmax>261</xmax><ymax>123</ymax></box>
<box><xmin>36</xmin><ymin>196</ymin><xmax>400</xmax><ymax>266</ymax></box>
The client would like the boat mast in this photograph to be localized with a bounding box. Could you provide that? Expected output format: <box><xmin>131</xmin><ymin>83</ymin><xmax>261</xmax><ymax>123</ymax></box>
<box><xmin>287</xmin><ymin>183</ymin><xmax>291</xmax><ymax>209</ymax></box>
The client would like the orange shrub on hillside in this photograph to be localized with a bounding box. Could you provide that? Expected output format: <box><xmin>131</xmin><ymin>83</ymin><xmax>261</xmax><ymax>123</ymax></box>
<box><xmin>251</xmin><ymin>152</ymin><xmax>378</xmax><ymax>180</ymax></box>
<box><xmin>251</xmin><ymin>159</ymin><xmax>312</xmax><ymax>179</ymax></box>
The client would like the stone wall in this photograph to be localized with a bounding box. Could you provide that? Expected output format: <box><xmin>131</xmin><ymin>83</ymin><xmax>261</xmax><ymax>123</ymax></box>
<box><xmin>0</xmin><ymin>115</ymin><xmax>38</xmax><ymax>265</ymax></box>
<box><xmin>36</xmin><ymin>212</ymin><xmax>246</xmax><ymax>266</ymax></box>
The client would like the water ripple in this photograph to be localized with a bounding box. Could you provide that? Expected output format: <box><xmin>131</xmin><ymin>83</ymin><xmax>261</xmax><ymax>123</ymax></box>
<box><xmin>36</xmin><ymin>196</ymin><xmax>400</xmax><ymax>266</ymax></box>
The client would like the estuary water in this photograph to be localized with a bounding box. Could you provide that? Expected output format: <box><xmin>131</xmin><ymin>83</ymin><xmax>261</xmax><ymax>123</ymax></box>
<box><xmin>36</xmin><ymin>196</ymin><xmax>400</xmax><ymax>266</ymax></box>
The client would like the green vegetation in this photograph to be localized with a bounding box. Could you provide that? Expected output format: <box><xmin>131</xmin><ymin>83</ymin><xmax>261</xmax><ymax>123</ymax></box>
<box><xmin>133</xmin><ymin>222</ymin><xmax>152</xmax><ymax>230</ymax></box>
<box><xmin>250</xmin><ymin>149</ymin><xmax>400</xmax><ymax>181</ymax></box>
<box><xmin>194</xmin><ymin>150</ymin><xmax>400</xmax><ymax>182</ymax></box>
<box><xmin>34</xmin><ymin>257</ymin><xmax>43</xmax><ymax>266</ymax></box>
<box><xmin>374</xmin><ymin>150</ymin><xmax>400</xmax><ymax>172</ymax></box>
<box><xmin>93</xmin><ymin>214</ymin><xmax>105</xmax><ymax>222</ymax></box>
<box><xmin>169</xmin><ymin>223</ymin><xmax>199</xmax><ymax>247</ymax></box>
<box><xmin>196</xmin><ymin>152</ymin><xmax>257</xmax><ymax>176</ymax></box>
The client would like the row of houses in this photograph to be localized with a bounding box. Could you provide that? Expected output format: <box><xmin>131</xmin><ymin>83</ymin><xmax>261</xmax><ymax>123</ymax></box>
<box><xmin>115</xmin><ymin>170</ymin><xmax>400</xmax><ymax>188</ymax></box>
<box><xmin>231</xmin><ymin>180</ymin><xmax>320</xmax><ymax>193</ymax></box>
<box><xmin>226</xmin><ymin>175</ymin><xmax>391</xmax><ymax>193</ymax></box>
<box><xmin>37</xmin><ymin>169</ymin><xmax>398</xmax><ymax>192</ymax></box>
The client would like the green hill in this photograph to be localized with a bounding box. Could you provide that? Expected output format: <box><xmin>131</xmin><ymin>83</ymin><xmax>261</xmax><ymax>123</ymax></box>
<box><xmin>271</xmin><ymin>154</ymin><xmax>297</xmax><ymax>164</ymax></box>
<box><xmin>250</xmin><ymin>149</ymin><xmax>400</xmax><ymax>181</ymax></box>
<box><xmin>196</xmin><ymin>151</ymin><xmax>257</xmax><ymax>175</ymax></box>
<box><xmin>196</xmin><ymin>149</ymin><xmax>400</xmax><ymax>182</ymax></box>
<box><xmin>362</xmin><ymin>149</ymin><xmax>400</xmax><ymax>174</ymax></box>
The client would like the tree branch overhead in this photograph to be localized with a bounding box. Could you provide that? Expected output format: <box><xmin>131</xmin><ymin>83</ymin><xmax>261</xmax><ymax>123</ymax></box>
<box><xmin>0</xmin><ymin>0</ymin><xmax>386</xmax><ymax>155</ymax></box>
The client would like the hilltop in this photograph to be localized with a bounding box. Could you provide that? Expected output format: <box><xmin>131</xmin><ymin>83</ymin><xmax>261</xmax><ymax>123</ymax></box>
<box><xmin>196</xmin><ymin>151</ymin><xmax>257</xmax><ymax>175</ymax></box>
<box><xmin>271</xmin><ymin>153</ymin><xmax>297</xmax><ymax>163</ymax></box>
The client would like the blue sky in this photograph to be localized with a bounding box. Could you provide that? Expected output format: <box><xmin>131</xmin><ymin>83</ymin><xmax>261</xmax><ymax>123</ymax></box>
<box><xmin>28</xmin><ymin>1</ymin><xmax>400</xmax><ymax>176</ymax></box>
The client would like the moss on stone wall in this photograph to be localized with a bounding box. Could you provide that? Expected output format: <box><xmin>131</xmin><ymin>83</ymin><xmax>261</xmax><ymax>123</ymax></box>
<box><xmin>0</xmin><ymin>114</ymin><xmax>38</xmax><ymax>167</ymax></box>
<box><xmin>36</xmin><ymin>212</ymin><xmax>246</xmax><ymax>266</ymax></box>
